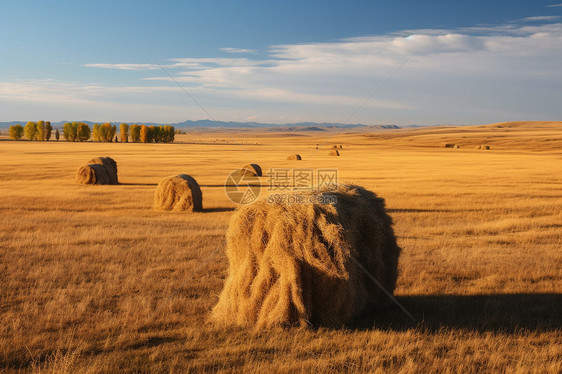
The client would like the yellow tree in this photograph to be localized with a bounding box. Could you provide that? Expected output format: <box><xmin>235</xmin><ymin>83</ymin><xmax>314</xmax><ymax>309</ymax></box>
<box><xmin>9</xmin><ymin>125</ymin><xmax>24</xmax><ymax>140</ymax></box>
<box><xmin>140</xmin><ymin>124</ymin><xmax>150</xmax><ymax>143</ymax></box>
<box><xmin>36</xmin><ymin>121</ymin><xmax>46</xmax><ymax>141</ymax></box>
<box><xmin>120</xmin><ymin>123</ymin><xmax>129</xmax><ymax>143</ymax></box>
<box><xmin>24</xmin><ymin>122</ymin><xmax>37</xmax><ymax>140</ymax></box>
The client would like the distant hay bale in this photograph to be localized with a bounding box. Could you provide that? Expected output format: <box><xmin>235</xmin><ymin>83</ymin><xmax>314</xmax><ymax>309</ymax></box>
<box><xmin>329</xmin><ymin>149</ymin><xmax>340</xmax><ymax>156</ymax></box>
<box><xmin>232</xmin><ymin>168</ymin><xmax>258</xmax><ymax>177</ymax></box>
<box><xmin>210</xmin><ymin>185</ymin><xmax>400</xmax><ymax>329</ymax></box>
<box><xmin>287</xmin><ymin>154</ymin><xmax>302</xmax><ymax>160</ymax></box>
<box><xmin>441</xmin><ymin>143</ymin><xmax>455</xmax><ymax>148</ymax></box>
<box><xmin>75</xmin><ymin>164</ymin><xmax>111</xmax><ymax>185</ymax></box>
<box><xmin>243</xmin><ymin>163</ymin><xmax>262</xmax><ymax>177</ymax></box>
<box><xmin>339</xmin><ymin>145</ymin><xmax>343</xmax><ymax>149</ymax></box>
<box><xmin>332</xmin><ymin>145</ymin><xmax>338</xmax><ymax>149</ymax></box>
<box><xmin>154</xmin><ymin>174</ymin><xmax>203</xmax><ymax>212</ymax></box>
<box><xmin>454</xmin><ymin>144</ymin><xmax>460</xmax><ymax>149</ymax></box>
<box><xmin>88</xmin><ymin>157</ymin><xmax>118</xmax><ymax>184</ymax></box>
<box><xmin>481</xmin><ymin>145</ymin><xmax>490</xmax><ymax>150</ymax></box>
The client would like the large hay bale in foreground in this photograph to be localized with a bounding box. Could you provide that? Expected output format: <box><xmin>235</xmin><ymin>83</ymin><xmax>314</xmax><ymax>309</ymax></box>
<box><xmin>287</xmin><ymin>154</ymin><xmax>302</xmax><ymax>160</ymax></box>
<box><xmin>210</xmin><ymin>185</ymin><xmax>400</xmax><ymax>329</ymax></box>
<box><xmin>75</xmin><ymin>164</ymin><xmax>111</xmax><ymax>185</ymax></box>
<box><xmin>154</xmin><ymin>174</ymin><xmax>203</xmax><ymax>212</ymax></box>
<box><xmin>328</xmin><ymin>149</ymin><xmax>340</xmax><ymax>156</ymax></box>
<box><xmin>243</xmin><ymin>163</ymin><xmax>262</xmax><ymax>177</ymax></box>
<box><xmin>88</xmin><ymin>157</ymin><xmax>118</xmax><ymax>184</ymax></box>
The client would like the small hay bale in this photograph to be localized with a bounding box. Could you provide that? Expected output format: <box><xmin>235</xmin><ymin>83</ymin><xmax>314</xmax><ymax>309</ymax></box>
<box><xmin>287</xmin><ymin>154</ymin><xmax>302</xmax><ymax>160</ymax></box>
<box><xmin>243</xmin><ymin>163</ymin><xmax>262</xmax><ymax>177</ymax></box>
<box><xmin>232</xmin><ymin>168</ymin><xmax>257</xmax><ymax>177</ymax></box>
<box><xmin>454</xmin><ymin>144</ymin><xmax>460</xmax><ymax>149</ymax></box>
<box><xmin>88</xmin><ymin>157</ymin><xmax>118</xmax><ymax>184</ymax></box>
<box><xmin>481</xmin><ymin>145</ymin><xmax>490</xmax><ymax>150</ymax></box>
<box><xmin>328</xmin><ymin>149</ymin><xmax>340</xmax><ymax>156</ymax></box>
<box><xmin>75</xmin><ymin>164</ymin><xmax>111</xmax><ymax>185</ymax></box>
<box><xmin>339</xmin><ymin>145</ymin><xmax>343</xmax><ymax>149</ymax></box>
<box><xmin>210</xmin><ymin>185</ymin><xmax>400</xmax><ymax>329</ymax></box>
<box><xmin>332</xmin><ymin>145</ymin><xmax>338</xmax><ymax>149</ymax></box>
<box><xmin>441</xmin><ymin>143</ymin><xmax>455</xmax><ymax>148</ymax></box>
<box><xmin>154</xmin><ymin>174</ymin><xmax>203</xmax><ymax>212</ymax></box>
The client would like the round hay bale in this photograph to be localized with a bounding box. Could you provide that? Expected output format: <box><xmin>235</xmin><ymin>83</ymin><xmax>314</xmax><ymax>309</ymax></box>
<box><xmin>287</xmin><ymin>154</ymin><xmax>302</xmax><ymax>160</ymax></box>
<box><xmin>481</xmin><ymin>145</ymin><xmax>490</xmax><ymax>150</ymax></box>
<box><xmin>454</xmin><ymin>144</ymin><xmax>460</xmax><ymax>149</ymax></box>
<box><xmin>210</xmin><ymin>185</ymin><xmax>400</xmax><ymax>329</ymax></box>
<box><xmin>231</xmin><ymin>168</ymin><xmax>257</xmax><ymax>178</ymax></box>
<box><xmin>332</xmin><ymin>145</ymin><xmax>338</xmax><ymax>149</ymax></box>
<box><xmin>441</xmin><ymin>143</ymin><xmax>455</xmax><ymax>148</ymax></box>
<box><xmin>154</xmin><ymin>174</ymin><xmax>203</xmax><ymax>212</ymax></box>
<box><xmin>88</xmin><ymin>157</ymin><xmax>118</xmax><ymax>184</ymax></box>
<box><xmin>328</xmin><ymin>149</ymin><xmax>340</xmax><ymax>156</ymax></box>
<box><xmin>242</xmin><ymin>163</ymin><xmax>262</xmax><ymax>177</ymax></box>
<box><xmin>76</xmin><ymin>164</ymin><xmax>111</xmax><ymax>185</ymax></box>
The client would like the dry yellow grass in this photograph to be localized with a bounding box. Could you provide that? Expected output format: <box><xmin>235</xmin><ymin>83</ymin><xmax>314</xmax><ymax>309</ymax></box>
<box><xmin>0</xmin><ymin>122</ymin><xmax>561</xmax><ymax>373</ymax></box>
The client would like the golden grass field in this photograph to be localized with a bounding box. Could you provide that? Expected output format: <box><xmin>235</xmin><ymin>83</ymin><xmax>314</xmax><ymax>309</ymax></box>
<box><xmin>1</xmin><ymin>121</ymin><xmax>561</xmax><ymax>373</ymax></box>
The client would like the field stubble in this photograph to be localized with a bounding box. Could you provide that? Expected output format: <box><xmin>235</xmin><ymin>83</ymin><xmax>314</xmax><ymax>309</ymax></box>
<box><xmin>0</xmin><ymin>123</ymin><xmax>561</xmax><ymax>373</ymax></box>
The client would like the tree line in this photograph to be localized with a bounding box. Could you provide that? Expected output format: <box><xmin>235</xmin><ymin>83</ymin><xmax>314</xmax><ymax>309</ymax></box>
<box><xmin>8</xmin><ymin>122</ymin><xmax>175</xmax><ymax>143</ymax></box>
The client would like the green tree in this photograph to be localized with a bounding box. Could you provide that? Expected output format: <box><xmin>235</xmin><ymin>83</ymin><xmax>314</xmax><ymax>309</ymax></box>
<box><xmin>45</xmin><ymin>121</ymin><xmax>52</xmax><ymax>141</ymax></box>
<box><xmin>63</xmin><ymin>122</ymin><xmax>78</xmax><ymax>141</ymax></box>
<box><xmin>9</xmin><ymin>124</ymin><xmax>24</xmax><ymax>140</ymax></box>
<box><xmin>77</xmin><ymin>123</ymin><xmax>91</xmax><ymax>142</ymax></box>
<box><xmin>130</xmin><ymin>124</ymin><xmax>140</xmax><ymax>142</ymax></box>
<box><xmin>151</xmin><ymin>125</ymin><xmax>160</xmax><ymax>143</ymax></box>
<box><xmin>36</xmin><ymin>121</ymin><xmax>46</xmax><ymax>141</ymax></box>
<box><xmin>24</xmin><ymin>121</ymin><xmax>37</xmax><ymax>140</ymax></box>
<box><xmin>162</xmin><ymin>125</ymin><xmax>175</xmax><ymax>143</ymax></box>
<box><xmin>55</xmin><ymin>129</ymin><xmax>60</xmax><ymax>141</ymax></box>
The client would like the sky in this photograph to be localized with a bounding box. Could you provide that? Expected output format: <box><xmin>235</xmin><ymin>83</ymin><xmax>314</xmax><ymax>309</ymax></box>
<box><xmin>1</xmin><ymin>0</ymin><xmax>561</xmax><ymax>125</ymax></box>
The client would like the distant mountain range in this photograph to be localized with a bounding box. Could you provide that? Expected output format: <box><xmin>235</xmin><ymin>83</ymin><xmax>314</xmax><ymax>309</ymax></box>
<box><xmin>0</xmin><ymin>119</ymin><xmax>401</xmax><ymax>130</ymax></box>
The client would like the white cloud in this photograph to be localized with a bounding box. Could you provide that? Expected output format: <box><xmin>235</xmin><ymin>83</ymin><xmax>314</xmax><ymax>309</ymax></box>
<box><xmin>220</xmin><ymin>47</ymin><xmax>257</xmax><ymax>54</ymax></box>
<box><xmin>521</xmin><ymin>16</ymin><xmax>561</xmax><ymax>22</ymax></box>
<box><xmin>546</xmin><ymin>3</ymin><xmax>562</xmax><ymax>7</ymax></box>
<box><xmin>84</xmin><ymin>63</ymin><xmax>161</xmax><ymax>71</ymax></box>
<box><xmin>7</xmin><ymin>21</ymin><xmax>562</xmax><ymax>124</ymax></box>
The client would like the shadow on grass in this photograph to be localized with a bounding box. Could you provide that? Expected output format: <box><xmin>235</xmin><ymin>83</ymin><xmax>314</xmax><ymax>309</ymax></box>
<box><xmin>119</xmin><ymin>182</ymin><xmax>158</xmax><ymax>186</ymax></box>
<box><xmin>355</xmin><ymin>293</ymin><xmax>562</xmax><ymax>332</ymax></box>
<box><xmin>203</xmin><ymin>207</ymin><xmax>236</xmax><ymax>213</ymax></box>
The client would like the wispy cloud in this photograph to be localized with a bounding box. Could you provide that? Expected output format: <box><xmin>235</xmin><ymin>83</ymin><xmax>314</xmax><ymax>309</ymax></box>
<box><xmin>220</xmin><ymin>47</ymin><xmax>257</xmax><ymax>54</ymax></box>
<box><xmin>546</xmin><ymin>3</ymin><xmax>562</xmax><ymax>7</ymax></box>
<box><xmin>84</xmin><ymin>63</ymin><xmax>160</xmax><ymax>71</ymax></box>
<box><xmin>521</xmin><ymin>15</ymin><xmax>561</xmax><ymax>22</ymax></box>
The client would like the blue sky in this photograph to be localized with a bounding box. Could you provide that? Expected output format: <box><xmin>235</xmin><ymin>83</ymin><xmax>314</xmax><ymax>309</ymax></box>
<box><xmin>1</xmin><ymin>0</ymin><xmax>561</xmax><ymax>125</ymax></box>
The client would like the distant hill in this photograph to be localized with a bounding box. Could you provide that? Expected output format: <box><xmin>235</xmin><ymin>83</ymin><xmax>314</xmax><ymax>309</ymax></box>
<box><xmin>0</xmin><ymin>119</ymin><xmax>382</xmax><ymax>130</ymax></box>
